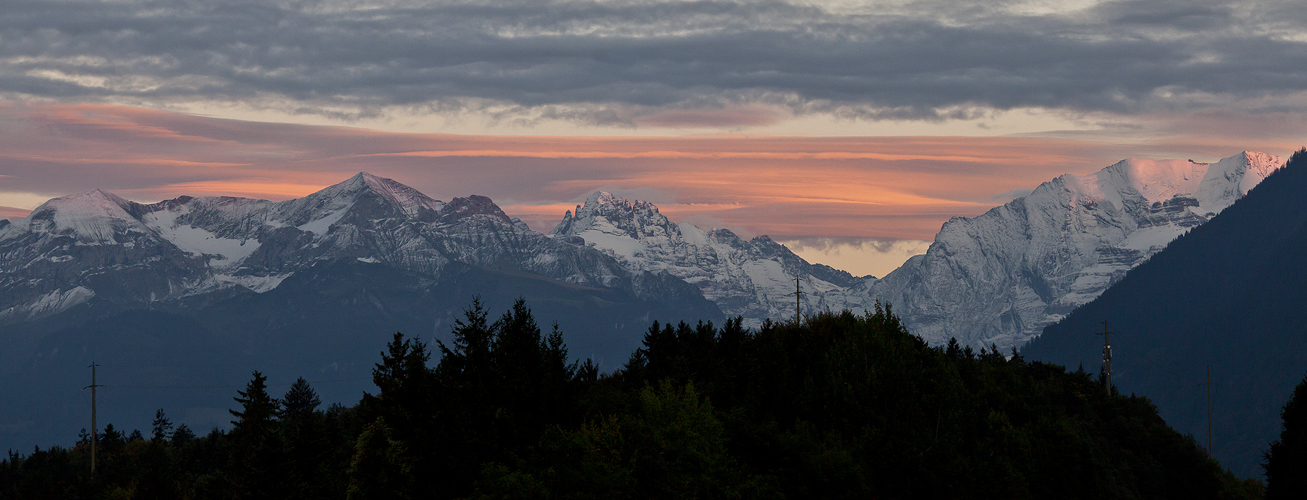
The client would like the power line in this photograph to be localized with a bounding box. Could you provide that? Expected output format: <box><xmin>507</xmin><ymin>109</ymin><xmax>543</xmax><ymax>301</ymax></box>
<box><xmin>1095</xmin><ymin>321</ymin><xmax>1113</xmax><ymax>396</ymax></box>
<box><xmin>84</xmin><ymin>362</ymin><xmax>103</xmax><ymax>475</ymax></box>
<box><xmin>83</xmin><ymin>355</ymin><xmax>380</xmax><ymax>370</ymax></box>
<box><xmin>105</xmin><ymin>376</ymin><xmax>373</xmax><ymax>390</ymax></box>
<box><xmin>1199</xmin><ymin>365</ymin><xmax>1219</xmax><ymax>460</ymax></box>
<box><xmin>786</xmin><ymin>277</ymin><xmax>805</xmax><ymax>324</ymax></box>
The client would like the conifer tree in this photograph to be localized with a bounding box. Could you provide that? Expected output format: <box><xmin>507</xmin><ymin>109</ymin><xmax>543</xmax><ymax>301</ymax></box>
<box><xmin>437</xmin><ymin>297</ymin><xmax>493</xmax><ymax>383</ymax></box>
<box><xmin>230</xmin><ymin>370</ymin><xmax>279</xmax><ymax>437</ymax></box>
<box><xmin>151</xmin><ymin>409</ymin><xmax>173</xmax><ymax>442</ymax></box>
<box><xmin>1266</xmin><ymin>375</ymin><xmax>1307</xmax><ymax>499</ymax></box>
<box><xmin>373</xmin><ymin>333</ymin><xmax>432</xmax><ymax>403</ymax></box>
<box><xmin>229</xmin><ymin>370</ymin><xmax>284</xmax><ymax>499</ymax></box>
<box><xmin>281</xmin><ymin>377</ymin><xmax>321</xmax><ymax>422</ymax></box>
<box><xmin>282</xmin><ymin>377</ymin><xmax>325</xmax><ymax>500</ymax></box>
<box><xmin>100</xmin><ymin>423</ymin><xmax>124</xmax><ymax>452</ymax></box>
<box><xmin>171</xmin><ymin>423</ymin><xmax>195</xmax><ymax>444</ymax></box>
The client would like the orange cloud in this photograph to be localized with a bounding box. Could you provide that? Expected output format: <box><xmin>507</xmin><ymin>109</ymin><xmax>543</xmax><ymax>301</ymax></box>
<box><xmin>119</xmin><ymin>181</ymin><xmax>338</xmax><ymax>201</ymax></box>
<box><xmin>0</xmin><ymin>206</ymin><xmax>31</xmax><ymax>221</ymax></box>
<box><xmin>363</xmin><ymin>148</ymin><xmax>1056</xmax><ymax>164</ymax></box>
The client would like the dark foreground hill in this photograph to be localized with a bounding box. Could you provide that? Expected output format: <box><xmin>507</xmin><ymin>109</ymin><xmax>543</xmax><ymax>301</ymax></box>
<box><xmin>1022</xmin><ymin>149</ymin><xmax>1307</xmax><ymax>478</ymax></box>
<box><xmin>1</xmin><ymin>302</ymin><xmax>1261</xmax><ymax>499</ymax></box>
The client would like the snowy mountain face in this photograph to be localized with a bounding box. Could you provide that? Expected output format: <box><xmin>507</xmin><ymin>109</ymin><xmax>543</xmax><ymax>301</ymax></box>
<box><xmin>549</xmin><ymin>192</ymin><xmax>863</xmax><ymax>328</ymax></box>
<box><xmin>0</xmin><ymin>173</ymin><xmax>671</xmax><ymax>325</ymax></box>
<box><xmin>860</xmin><ymin>151</ymin><xmax>1284</xmax><ymax>351</ymax></box>
<box><xmin>545</xmin><ymin>152</ymin><xmax>1283</xmax><ymax>351</ymax></box>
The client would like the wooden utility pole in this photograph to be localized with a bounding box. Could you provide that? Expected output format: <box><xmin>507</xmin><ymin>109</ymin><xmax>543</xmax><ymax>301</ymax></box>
<box><xmin>85</xmin><ymin>362</ymin><xmax>102</xmax><ymax>475</ymax></box>
<box><xmin>1200</xmin><ymin>365</ymin><xmax>1219</xmax><ymax>459</ymax></box>
<box><xmin>1097</xmin><ymin>321</ymin><xmax>1112</xmax><ymax>395</ymax></box>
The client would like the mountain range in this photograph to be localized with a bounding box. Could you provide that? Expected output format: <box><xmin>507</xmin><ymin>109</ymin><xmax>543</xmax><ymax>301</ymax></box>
<box><xmin>0</xmin><ymin>150</ymin><xmax>1284</xmax><ymax>456</ymax></box>
<box><xmin>0</xmin><ymin>173</ymin><xmax>722</xmax><ymax>453</ymax></box>
<box><xmin>549</xmin><ymin>151</ymin><xmax>1284</xmax><ymax>351</ymax></box>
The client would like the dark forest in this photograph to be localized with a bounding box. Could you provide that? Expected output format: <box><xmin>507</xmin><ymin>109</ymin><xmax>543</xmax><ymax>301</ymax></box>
<box><xmin>2</xmin><ymin>300</ymin><xmax>1273</xmax><ymax>499</ymax></box>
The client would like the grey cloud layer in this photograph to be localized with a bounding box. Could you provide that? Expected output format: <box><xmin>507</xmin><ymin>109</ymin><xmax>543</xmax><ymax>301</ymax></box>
<box><xmin>3</xmin><ymin>0</ymin><xmax>1305</xmax><ymax>123</ymax></box>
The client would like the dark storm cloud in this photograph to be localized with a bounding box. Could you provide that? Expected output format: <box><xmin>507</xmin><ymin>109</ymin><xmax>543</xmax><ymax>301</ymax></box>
<box><xmin>2</xmin><ymin>0</ymin><xmax>1305</xmax><ymax>124</ymax></box>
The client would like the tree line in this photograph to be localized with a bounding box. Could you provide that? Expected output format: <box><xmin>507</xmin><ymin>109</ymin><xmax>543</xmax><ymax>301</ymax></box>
<box><xmin>1</xmin><ymin>298</ymin><xmax>1286</xmax><ymax>499</ymax></box>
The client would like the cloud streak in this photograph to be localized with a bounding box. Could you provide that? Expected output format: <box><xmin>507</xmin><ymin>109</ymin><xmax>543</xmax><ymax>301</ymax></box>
<box><xmin>2</xmin><ymin>0</ymin><xmax>1306</xmax><ymax>128</ymax></box>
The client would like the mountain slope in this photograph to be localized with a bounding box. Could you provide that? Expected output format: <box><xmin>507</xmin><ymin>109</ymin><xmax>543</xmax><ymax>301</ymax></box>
<box><xmin>1022</xmin><ymin>149</ymin><xmax>1307</xmax><ymax>478</ymax></box>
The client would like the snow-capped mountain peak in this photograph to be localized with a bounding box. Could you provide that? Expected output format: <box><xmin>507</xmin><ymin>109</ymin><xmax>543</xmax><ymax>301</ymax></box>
<box><xmin>863</xmin><ymin>151</ymin><xmax>1286</xmax><ymax>351</ymax></box>
<box><xmin>439</xmin><ymin>195</ymin><xmax>512</xmax><ymax>223</ymax></box>
<box><xmin>550</xmin><ymin>191</ymin><xmax>680</xmax><ymax>260</ymax></box>
<box><xmin>2</xmin><ymin>188</ymin><xmax>146</xmax><ymax>245</ymax></box>
<box><xmin>351</xmin><ymin>171</ymin><xmax>447</xmax><ymax>216</ymax></box>
<box><xmin>549</xmin><ymin>190</ymin><xmax>860</xmax><ymax>326</ymax></box>
<box><xmin>1196</xmin><ymin>151</ymin><xmax>1282</xmax><ymax>214</ymax></box>
<box><xmin>269</xmin><ymin>172</ymin><xmax>446</xmax><ymax>235</ymax></box>
<box><xmin>1105</xmin><ymin>158</ymin><xmax>1207</xmax><ymax>204</ymax></box>
<box><xmin>551</xmin><ymin>191</ymin><xmax>665</xmax><ymax>242</ymax></box>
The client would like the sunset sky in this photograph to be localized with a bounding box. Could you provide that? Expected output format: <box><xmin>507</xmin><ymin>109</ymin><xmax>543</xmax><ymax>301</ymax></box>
<box><xmin>2</xmin><ymin>0</ymin><xmax>1305</xmax><ymax>276</ymax></box>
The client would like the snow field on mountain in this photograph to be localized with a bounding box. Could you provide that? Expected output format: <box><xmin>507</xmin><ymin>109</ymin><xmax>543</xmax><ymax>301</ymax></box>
<box><xmin>143</xmin><ymin>209</ymin><xmax>260</xmax><ymax>267</ymax></box>
<box><xmin>0</xmin><ymin>286</ymin><xmax>95</xmax><ymax>321</ymax></box>
<box><xmin>210</xmin><ymin>273</ymin><xmax>293</xmax><ymax>294</ymax></box>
